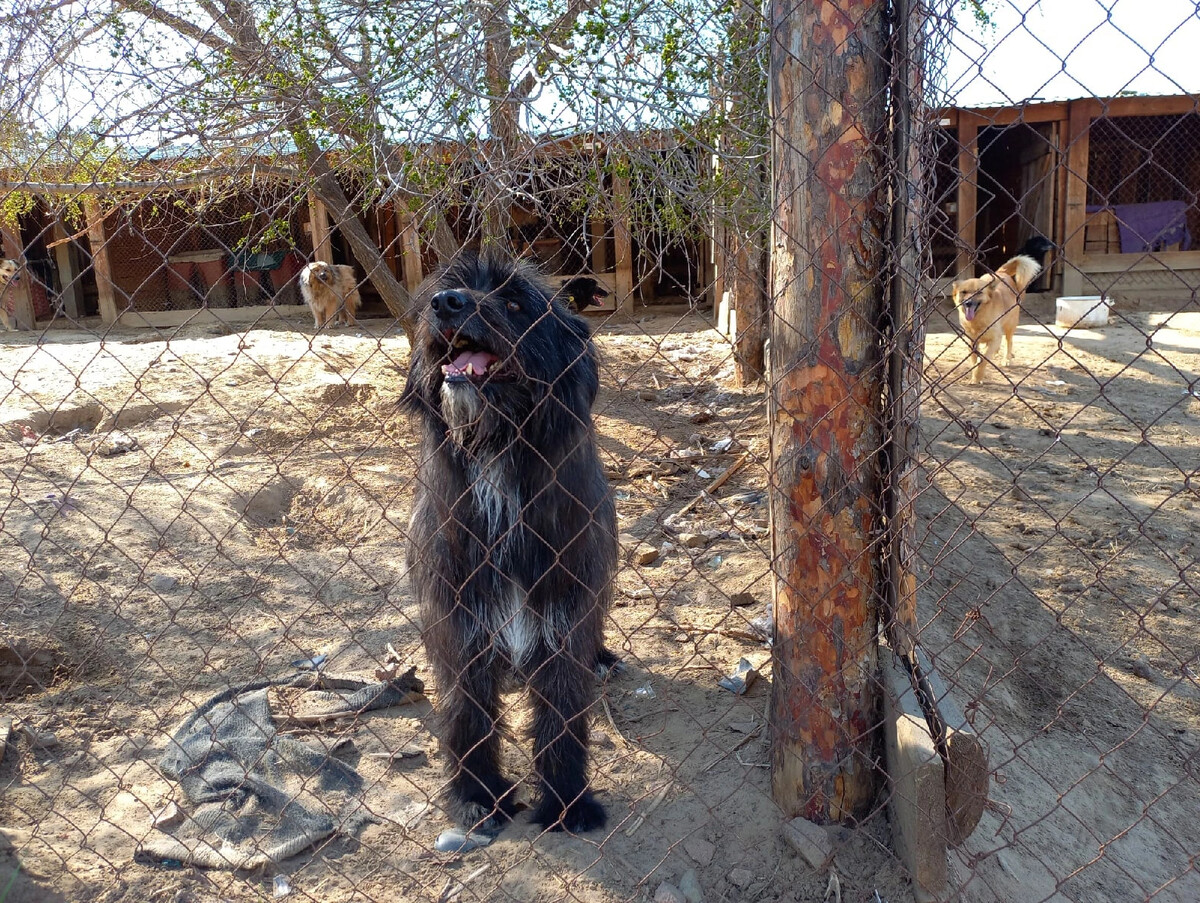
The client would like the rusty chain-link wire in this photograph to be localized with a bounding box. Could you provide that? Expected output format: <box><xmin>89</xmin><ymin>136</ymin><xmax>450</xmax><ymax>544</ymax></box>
<box><xmin>0</xmin><ymin>0</ymin><xmax>1197</xmax><ymax>901</ymax></box>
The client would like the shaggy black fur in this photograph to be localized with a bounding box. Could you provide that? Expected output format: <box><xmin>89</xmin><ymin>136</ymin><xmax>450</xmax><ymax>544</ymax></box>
<box><xmin>1016</xmin><ymin>235</ymin><xmax>1055</xmax><ymax>292</ymax></box>
<box><xmin>401</xmin><ymin>252</ymin><xmax>616</xmax><ymax>836</ymax></box>
<box><xmin>559</xmin><ymin>276</ymin><xmax>609</xmax><ymax>311</ymax></box>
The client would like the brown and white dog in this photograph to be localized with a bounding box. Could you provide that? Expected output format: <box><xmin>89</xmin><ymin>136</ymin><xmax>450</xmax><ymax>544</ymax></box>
<box><xmin>0</xmin><ymin>258</ymin><xmax>23</xmax><ymax>331</ymax></box>
<box><xmin>299</xmin><ymin>261</ymin><xmax>360</xmax><ymax>328</ymax></box>
<box><xmin>951</xmin><ymin>254</ymin><xmax>1042</xmax><ymax>385</ymax></box>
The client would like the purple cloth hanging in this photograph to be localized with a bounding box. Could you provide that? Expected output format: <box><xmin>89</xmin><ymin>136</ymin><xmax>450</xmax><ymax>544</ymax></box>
<box><xmin>1086</xmin><ymin>201</ymin><xmax>1193</xmax><ymax>253</ymax></box>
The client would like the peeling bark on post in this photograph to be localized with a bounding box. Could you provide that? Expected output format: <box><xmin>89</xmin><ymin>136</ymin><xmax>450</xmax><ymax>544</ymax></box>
<box><xmin>767</xmin><ymin>0</ymin><xmax>889</xmax><ymax>823</ymax></box>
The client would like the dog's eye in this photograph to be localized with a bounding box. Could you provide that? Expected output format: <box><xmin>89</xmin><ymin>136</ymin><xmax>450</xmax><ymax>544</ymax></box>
<box><xmin>506</xmin><ymin>300</ymin><xmax>521</xmax><ymax>313</ymax></box>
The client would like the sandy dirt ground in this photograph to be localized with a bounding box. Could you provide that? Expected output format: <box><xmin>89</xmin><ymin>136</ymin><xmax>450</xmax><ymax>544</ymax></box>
<box><xmin>0</xmin><ymin>299</ymin><xmax>1197</xmax><ymax>903</ymax></box>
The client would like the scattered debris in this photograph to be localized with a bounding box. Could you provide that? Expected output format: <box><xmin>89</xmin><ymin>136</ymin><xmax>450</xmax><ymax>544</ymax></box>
<box><xmin>434</xmin><ymin>828</ymin><xmax>493</xmax><ymax>854</ymax></box>
<box><xmin>782</xmin><ymin>816</ymin><xmax>834</xmax><ymax>869</ymax></box>
<box><xmin>368</xmin><ymin>747</ymin><xmax>426</xmax><ymax>767</ymax></box>
<box><xmin>1130</xmin><ymin>655</ymin><xmax>1156</xmax><ymax>681</ymax></box>
<box><xmin>19</xmin><ymin>425</ymin><xmax>39</xmax><ymax>447</ymax></box>
<box><xmin>718</xmin><ymin>658</ymin><xmax>759</xmax><ymax>695</ymax></box>
<box><xmin>634</xmin><ymin>684</ymin><xmax>656</xmax><ymax>699</ymax></box>
<box><xmin>728</xmin><ymin>867</ymin><xmax>754</xmax><ymax>889</ymax></box>
<box><xmin>149</xmin><ymin>575</ymin><xmax>179</xmax><ymax>593</ymax></box>
<box><xmin>273</xmin><ymin>874</ymin><xmax>292</xmax><ymax>897</ymax></box>
<box><xmin>679</xmin><ymin>533</ymin><xmax>709</xmax><ymax>549</ymax></box>
<box><xmin>678</xmin><ymin>868</ymin><xmax>703</xmax><ymax>903</ymax></box>
<box><xmin>729</xmin><ymin>592</ymin><xmax>759</xmax><ymax>608</ymax></box>
<box><xmin>683</xmin><ymin>835</ymin><xmax>715</xmax><ymax>867</ymax></box>
<box><xmin>96</xmin><ymin>430</ymin><xmax>138</xmax><ymax>456</ymax></box>
<box><xmin>638</xmin><ymin>390</ymin><xmax>658</xmax><ymax>402</ymax></box>
<box><xmin>152</xmin><ymin>802</ymin><xmax>183</xmax><ymax>830</ymax></box>
<box><xmin>290</xmin><ymin>653</ymin><xmax>328</xmax><ymax>672</ymax></box>
<box><xmin>654</xmin><ymin>881</ymin><xmax>687</xmax><ymax>903</ymax></box>
<box><xmin>636</xmin><ymin>546</ymin><xmax>661</xmax><ymax>566</ymax></box>
<box><xmin>16</xmin><ymin>721</ymin><xmax>58</xmax><ymax>748</ymax></box>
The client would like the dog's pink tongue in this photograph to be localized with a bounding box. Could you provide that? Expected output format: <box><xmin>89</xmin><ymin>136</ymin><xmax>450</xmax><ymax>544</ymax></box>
<box><xmin>442</xmin><ymin>350</ymin><xmax>497</xmax><ymax>377</ymax></box>
<box><xmin>964</xmin><ymin>307</ymin><xmax>976</xmax><ymax>321</ymax></box>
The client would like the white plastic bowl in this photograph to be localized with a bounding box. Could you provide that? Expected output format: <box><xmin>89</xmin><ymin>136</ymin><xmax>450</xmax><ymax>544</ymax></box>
<box><xmin>1056</xmin><ymin>295</ymin><xmax>1110</xmax><ymax>328</ymax></box>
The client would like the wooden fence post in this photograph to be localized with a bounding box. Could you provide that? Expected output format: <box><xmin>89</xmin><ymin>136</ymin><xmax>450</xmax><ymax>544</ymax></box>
<box><xmin>767</xmin><ymin>0</ymin><xmax>889</xmax><ymax>823</ymax></box>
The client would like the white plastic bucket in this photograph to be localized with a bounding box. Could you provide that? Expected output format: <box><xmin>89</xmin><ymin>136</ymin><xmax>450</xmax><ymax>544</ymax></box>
<box><xmin>1056</xmin><ymin>295</ymin><xmax>1110</xmax><ymax>328</ymax></box>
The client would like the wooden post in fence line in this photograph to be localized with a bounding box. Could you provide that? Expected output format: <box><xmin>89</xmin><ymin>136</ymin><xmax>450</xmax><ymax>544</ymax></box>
<box><xmin>51</xmin><ymin>220</ymin><xmax>82</xmax><ymax>320</ymax></box>
<box><xmin>307</xmin><ymin>192</ymin><xmax>334</xmax><ymax>266</ymax></box>
<box><xmin>954</xmin><ymin>118</ymin><xmax>979</xmax><ymax>282</ymax></box>
<box><xmin>83</xmin><ymin>199</ymin><xmax>119</xmax><ymax>325</ymax></box>
<box><xmin>397</xmin><ymin>212</ymin><xmax>423</xmax><ymax>294</ymax></box>
<box><xmin>612</xmin><ymin>168</ymin><xmax>635</xmax><ymax>316</ymax></box>
<box><xmin>767</xmin><ymin>0</ymin><xmax>889</xmax><ymax>823</ymax></box>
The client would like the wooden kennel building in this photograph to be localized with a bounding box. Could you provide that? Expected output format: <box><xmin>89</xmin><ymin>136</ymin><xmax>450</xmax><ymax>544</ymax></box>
<box><xmin>0</xmin><ymin>136</ymin><xmax>711</xmax><ymax>330</ymax></box>
<box><xmin>934</xmin><ymin>93</ymin><xmax>1200</xmax><ymax>306</ymax></box>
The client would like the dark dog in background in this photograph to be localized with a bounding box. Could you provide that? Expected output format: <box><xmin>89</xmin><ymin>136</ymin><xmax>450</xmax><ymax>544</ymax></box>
<box><xmin>402</xmin><ymin>253</ymin><xmax>616</xmax><ymax>835</ymax></box>
<box><xmin>1016</xmin><ymin>235</ymin><xmax>1055</xmax><ymax>292</ymax></box>
<box><xmin>558</xmin><ymin>276</ymin><xmax>609</xmax><ymax>312</ymax></box>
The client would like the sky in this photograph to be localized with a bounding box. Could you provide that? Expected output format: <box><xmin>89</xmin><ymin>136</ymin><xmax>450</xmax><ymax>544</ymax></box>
<box><xmin>942</xmin><ymin>0</ymin><xmax>1200</xmax><ymax>107</ymax></box>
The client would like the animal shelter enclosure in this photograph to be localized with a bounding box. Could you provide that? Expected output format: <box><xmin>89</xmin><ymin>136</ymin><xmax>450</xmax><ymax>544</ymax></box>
<box><xmin>2</xmin><ymin>1</ymin><xmax>1199</xmax><ymax>902</ymax></box>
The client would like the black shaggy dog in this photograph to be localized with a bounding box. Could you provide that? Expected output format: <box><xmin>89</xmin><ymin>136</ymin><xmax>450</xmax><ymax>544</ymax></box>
<box><xmin>559</xmin><ymin>276</ymin><xmax>610</xmax><ymax>312</ymax></box>
<box><xmin>401</xmin><ymin>252</ymin><xmax>617</xmax><ymax>835</ymax></box>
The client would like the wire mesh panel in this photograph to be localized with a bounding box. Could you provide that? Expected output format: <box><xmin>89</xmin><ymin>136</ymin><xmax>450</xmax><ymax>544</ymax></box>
<box><xmin>0</xmin><ymin>1</ymin><xmax>1197</xmax><ymax>902</ymax></box>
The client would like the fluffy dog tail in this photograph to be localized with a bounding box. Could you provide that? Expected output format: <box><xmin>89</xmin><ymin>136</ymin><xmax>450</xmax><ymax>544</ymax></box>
<box><xmin>997</xmin><ymin>254</ymin><xmax>1042</xmax><ymax>293</ymax></box>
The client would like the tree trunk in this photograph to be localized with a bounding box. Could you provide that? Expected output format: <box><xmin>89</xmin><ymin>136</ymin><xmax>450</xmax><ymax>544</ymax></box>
<box><xmin>721</xmin><ymin>0</ymin><xmax>768</xmax><ymax>386</ymax></box>
<box><xmin>767</xmin><ymin>0</ymin><xmax>889</xmax><ymax>823</ymax></box>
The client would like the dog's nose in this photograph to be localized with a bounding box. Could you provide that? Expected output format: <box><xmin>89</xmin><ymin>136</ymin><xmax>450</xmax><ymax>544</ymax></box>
<box><xmin>430</xmin><ymin>290</ymin><xmax>468</xmax><ymax>316</ymax></box>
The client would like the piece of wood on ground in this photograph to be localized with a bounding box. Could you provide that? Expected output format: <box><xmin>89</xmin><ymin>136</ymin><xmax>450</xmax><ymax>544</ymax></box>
<box><xmin>923</xmin><ymin>664</ymin><xmax>988</xmax><ymax>846</ymax></box>
<box><xmin>883</xmin><ymin>648</ymin><xmax>947</xmax><ymax>903</ymax></box>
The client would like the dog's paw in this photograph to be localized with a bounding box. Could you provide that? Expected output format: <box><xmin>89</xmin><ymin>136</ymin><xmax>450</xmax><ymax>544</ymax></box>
<box><xmin>533</xmin><ymin>791</ymin><xmax>607</xmax><ymax>834</ymax></box>
<box><xmin>595</xmin><ymin>647</ymin><xmax>625</xmax><ymax>680</ymax></box>
<box><xmin>447</xmin><ymin>778</ymin><xmax>521</xmax><ymax>833</ymax></box>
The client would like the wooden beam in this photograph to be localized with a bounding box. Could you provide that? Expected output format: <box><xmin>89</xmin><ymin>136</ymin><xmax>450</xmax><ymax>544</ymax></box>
<box><xmin>83</xmin><ymin>200</ymin><xmax>119</xmax><ymax>324</ymax></box>
<box><xmin>116</xmin><ymin>304</ymin><xmax>301</xmax><ymax>329</ymax></box>
<box><xmin>955</xmin><ymin>120</ymin><xmax>979</xmax><ymax>280</ymax></box>
<box><xmin>884</xmin><ymin>650</ymin><xmax>948</xmax><ymax>903</ymax></box>
<box><xmin>1100</xmin><ymin>93</ymin><xmax>1199</xmax><ymax>118</ymax></box>
<box><xmin>1061</xmin><ymin>99</ymin><xmax>1097</xmax><ymax>298</ymax></box>
<box><xmin>956</xmin><ymin>101</ymin><xmax>1069</xmax><ymax>128</ymax></box>
<box><xmin>397</xmin><ymin>212</ymin><xmax>423</xmax><ymax>294</ymax></box>
<box><xmin>767</xmin><ymin>0</ymin><xmax>887</xmax><ymax>824</ymax></box>
<box><xmin>589</xmin><ymin>217</ymin><xmax>608</xmax><ymax>274</ymax></box>
<box><xmin>51</xmin><ymin>220</ymin><xmax>82</xmax><ymax>319</ymax></box>
<box><xmin>308</xmin><ymin>192</ymin><xmax>334</xmax><ymax>266</ymax></box>
<box><xmin>0</xmin><ymin>226</ymin><xmax>35</xmax><ymax>330</ymax></box>
<box><xmin>612</xmin><ymin>171</ymin><xmax>634</xmax><ymax>315</ymax></box>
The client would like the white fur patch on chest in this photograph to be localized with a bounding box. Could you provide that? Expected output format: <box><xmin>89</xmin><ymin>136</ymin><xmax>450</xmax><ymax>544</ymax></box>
<box><xmin>468</xmin><ymin>459</ymin><xmax>519</xmax><ymax>538</ymax></box>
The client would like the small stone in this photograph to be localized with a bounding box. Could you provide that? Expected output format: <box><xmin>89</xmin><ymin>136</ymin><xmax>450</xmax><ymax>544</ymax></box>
<box><xmin>679</xmin><ymin>533</ymin><xmax>708</xmax><ymax>549</ymax></box>
<box><xmin>153</xmin><ymin>801</ymin><xmax>183</xmax><ymax>830</ymax></box>
<box><xmin>149</xmin><ymin>575</ymin><xmax>178</xmax><ymax>593</ymax></box>
<box><xmin>689</xmin><ymin>411</ymin><xmax>713</xmax><ymax>424</ymax></box>
<box><xmin>1181</xmin><ymin>498</ymin><xmax>1195</xmax><ymax>510</ymax></box>
<box><xmin>638</xmin><ymin>390</ymin><xmax>659</xmax><ymax>402</ymax></box>
<box><xmin>729</xmin><ymin>592</ymin><xmax>758</xmax><ymax>608</ymax></box>
<box><xmin>635</xmin><ymin>546</ymin><xmax>660</xmax><ymax>566</ymax></box>
<box><xmin>678</xmin><ymin>869</ymin><xmax>703</xmax><ymax>903</ymax></box>
<box><xmin>683</xmin><ymin>836</ymin><xmax>715</xmax><ymax>867</ymax></box>
<box><xmin>654</xmin><ymin>882</ymin><xmax>687</xmax><ymax>903</ymax></box>
<box><xmin>1130</xmin><ymin>655</ymin><xmax>1156</xmax><ymax>681</ymax></box>
<box><xmin>727</xmin><ymin>867</ymin><xmax>753</xmax><ymax>888</ymax></box>
<box><xmin>781</xmin><ymin>815</ymin><xmax>834</xmax><ymax>869</ymax></box>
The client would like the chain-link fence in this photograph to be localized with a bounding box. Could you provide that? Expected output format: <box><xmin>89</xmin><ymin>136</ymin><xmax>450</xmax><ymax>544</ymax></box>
<box><xmin>0</xmin><ymin>1</ymin><xmax>1197</xmax><ymax>901</ymax></box>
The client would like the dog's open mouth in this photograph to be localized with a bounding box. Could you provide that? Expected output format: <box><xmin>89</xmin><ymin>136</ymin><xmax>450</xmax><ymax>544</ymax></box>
<box><xmin>963</xmin><ymin>301</ymin><xmax>980</xmax><ymax>321</ymax></box>
<box><xmin>440</xmin><ymin>339</ymin><xmax>505</xmax><ymax>384</ymax></box>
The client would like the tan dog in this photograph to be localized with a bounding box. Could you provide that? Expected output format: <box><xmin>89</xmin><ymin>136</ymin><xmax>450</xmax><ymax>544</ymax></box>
<box><xmin>951</xmin><ymin>254</ymin><xmax>1041</xmax><ymax>384</ymax></box>
<box><xmin>299</xmin><ymin>261</ymin><xmax>360</xmax><ymax>328</ymax></box>
<box><xmin>0</xmin><ymin>258</ymin><xmax>23</xmax><ymax>331</ymax></box>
